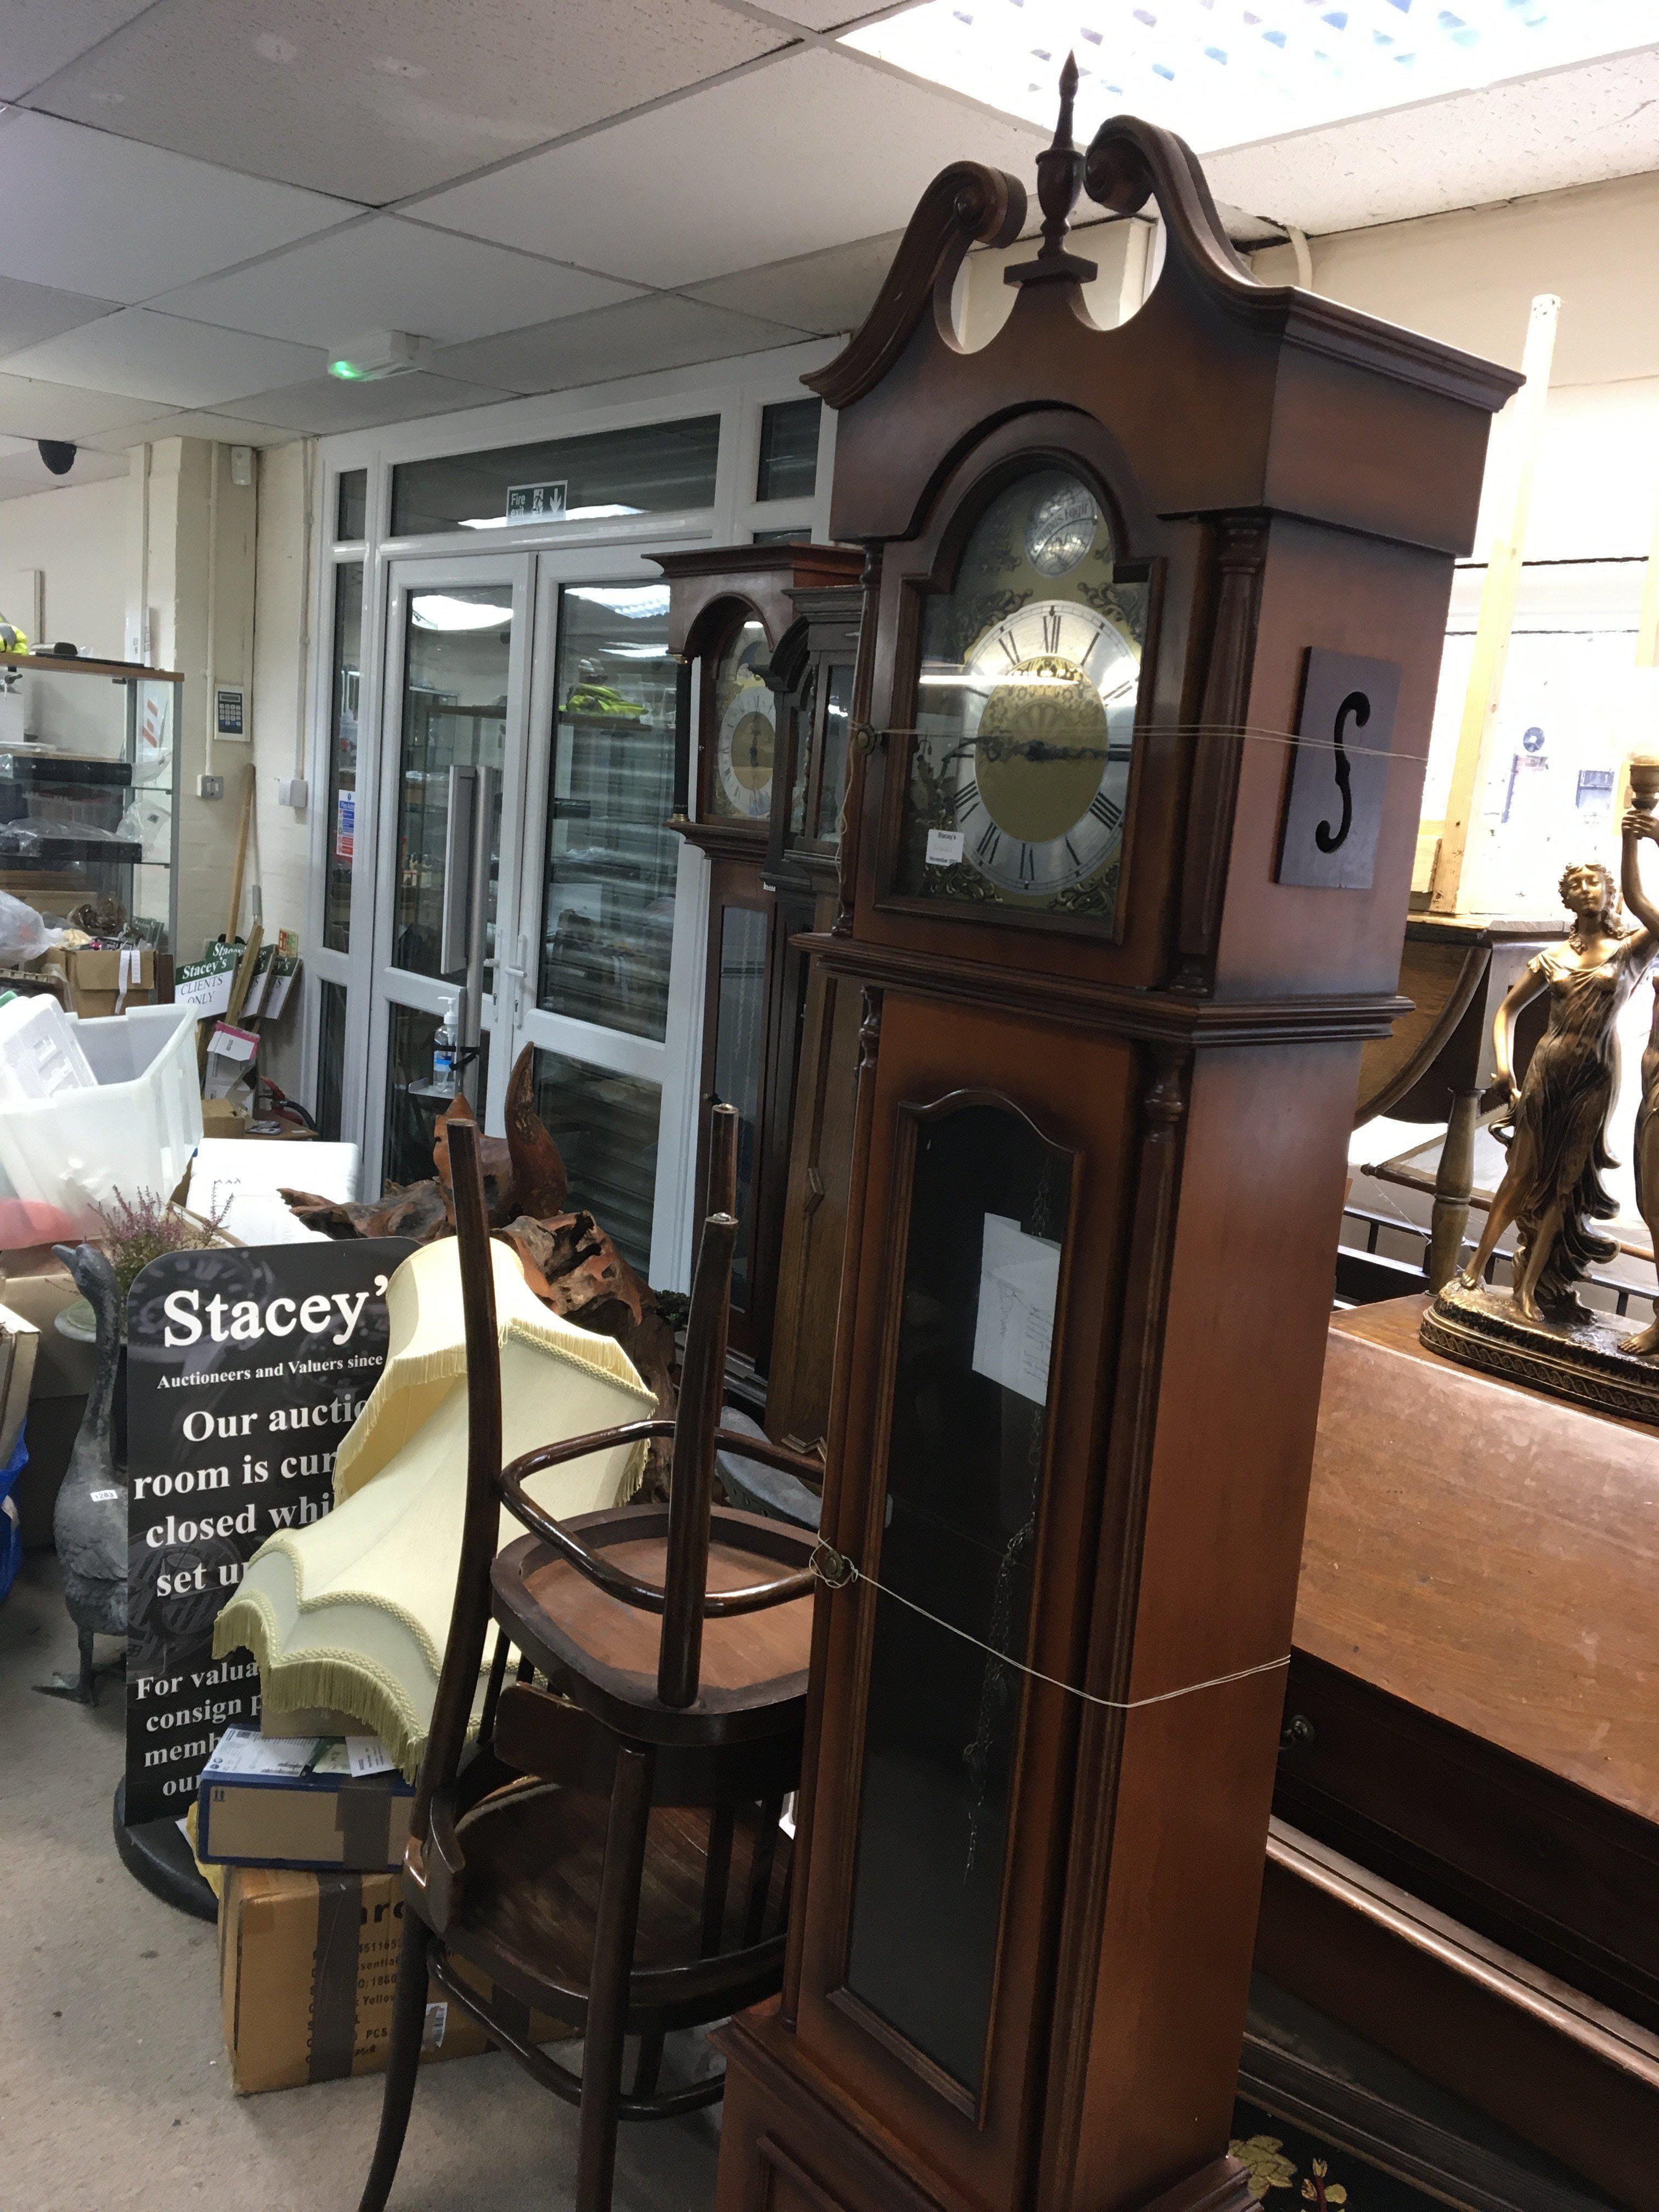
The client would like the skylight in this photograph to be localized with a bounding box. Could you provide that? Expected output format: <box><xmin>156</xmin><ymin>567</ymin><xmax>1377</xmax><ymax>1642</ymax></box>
<box><xmin>842</xmin><ymin>1</ymin><xmax>1658</xmax><ymax>156</ymax></box>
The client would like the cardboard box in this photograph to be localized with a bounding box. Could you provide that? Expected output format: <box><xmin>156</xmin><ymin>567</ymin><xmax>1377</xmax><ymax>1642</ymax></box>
<box><xmin>44</xmin><ymin>945</ymin><xmax>157</xmax><ymax>1018</ymax></box>
<box><xmin>219</xmin><ymin>1864</ymin><xmax>573</xmax><ymax>2093</ymax></box>
<box><xmin>201</xmin><ymin>1097</ymin><xmax>250</xmax><ymax>1137</ymax></box>
<box><xmin>200</xmin><ymin>1759</ymin><xmax>415</xmax><ymax>1874</ymax></box>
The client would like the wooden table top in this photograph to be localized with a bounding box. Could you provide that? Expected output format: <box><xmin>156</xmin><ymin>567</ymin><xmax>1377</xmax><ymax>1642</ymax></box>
<box><xmin>1297</xmin><ymin>1295</ymin><xmax>1659</xmax><ymax>1823</ymax></box>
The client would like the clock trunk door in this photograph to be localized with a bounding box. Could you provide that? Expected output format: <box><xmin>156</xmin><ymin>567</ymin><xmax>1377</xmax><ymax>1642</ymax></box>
<box><xmin>795</xmin><ymin>990</ymin><xmax>1138</xmax><ymax>2208</ymax></box>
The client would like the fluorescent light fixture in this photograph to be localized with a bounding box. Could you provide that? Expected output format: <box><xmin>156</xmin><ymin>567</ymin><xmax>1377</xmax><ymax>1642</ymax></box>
<box><xmin>410</xmin><ymin>594</ymin><xmax>514</xmax><ymax>632</ymax></box>
<box><xmin>566</xmin><ymin>586</ymin><xmax>671</xmax><ymax>619</ymax></box>
<box><xmin>328</xmin><ymin>330</ymin><xmax>430</xmax><ymax>382</ymax></box>
<box><xmin>457</xmin><ymin>504</ymin><xmax>645</xmax><ymax>531</ymax></box>
<box><xmin>843</xmin><ymin>0</ymin><xmax>1659</xmax><ymax>155</ymax></box>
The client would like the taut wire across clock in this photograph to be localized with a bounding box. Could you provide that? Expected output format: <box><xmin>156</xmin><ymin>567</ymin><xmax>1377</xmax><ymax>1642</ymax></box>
<box><xmin>713</xmin><ymin>59</ymin><xmax>1519</xmax><ymax>2212</ymax></box>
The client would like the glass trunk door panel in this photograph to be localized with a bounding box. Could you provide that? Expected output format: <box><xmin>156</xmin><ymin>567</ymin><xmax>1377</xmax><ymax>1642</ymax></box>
<box><xmin>842</xmin><ymin>1100</ymin><xmax>1073</xmax><ymax>2094</ymax></box>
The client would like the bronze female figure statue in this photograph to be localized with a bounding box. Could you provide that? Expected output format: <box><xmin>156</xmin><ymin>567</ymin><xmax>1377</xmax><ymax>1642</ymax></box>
<box><xmin>1458</xmin><ymin>838</ymin><xmax>1657</xmax><ymax>1322</ymax></box>
<box><xmin>1620</xmin><ymin>802</ymin><xmax>1659</xmax><ymax>1353</ymax></box>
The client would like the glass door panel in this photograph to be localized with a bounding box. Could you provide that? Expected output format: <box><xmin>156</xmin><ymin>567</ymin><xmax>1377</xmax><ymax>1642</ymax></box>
<box><xmin>494</xmin><ymin>557</ymin><xmax>707</xmax><ymax>1291</ymax></box>
<box><xmin>529</xmin><ymin>1048</ymin><xmax>660</xmax><ymax>1273</ymax></box>
<box><xmin>365</xmin><ymin>558</ymin><xmax>531</xmax><ymax>1197</ymax></box>
<box><xmin>540</xmin><ymin>583</ymin><xmax>680</xmax><ymax>1040</ymax></box>
<box><xmin>391</xmin><ymin>583</ymin><xmax>513</xmax><ymax>983</ymax></box>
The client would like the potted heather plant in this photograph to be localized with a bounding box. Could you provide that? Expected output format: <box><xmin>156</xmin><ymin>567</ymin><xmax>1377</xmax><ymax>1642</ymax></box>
<box><xmin>58</xmin><ymin>1188</ymin><xmax>233</xmax><ymax>1344</ymax></box>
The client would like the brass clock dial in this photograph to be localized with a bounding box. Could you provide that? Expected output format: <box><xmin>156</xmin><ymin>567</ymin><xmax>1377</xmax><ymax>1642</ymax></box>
<box><xmin>709</xmin><ymin>618</ymin><xmax>775</xmax><ymax>824</ymax></box>
<box><xmin>897</xmin><ymin>467</ymin><xmax>1148</xmax><ymax>923</ymax></box>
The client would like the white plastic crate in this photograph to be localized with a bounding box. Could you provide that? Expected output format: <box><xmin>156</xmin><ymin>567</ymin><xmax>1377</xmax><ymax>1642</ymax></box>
<box><xmin>0</xmin><ymin>999</ymin><xmax>202</xmax><ymax>1245</ymax></box>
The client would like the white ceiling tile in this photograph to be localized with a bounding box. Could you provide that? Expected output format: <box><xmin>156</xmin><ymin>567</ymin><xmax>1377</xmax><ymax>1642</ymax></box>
<box><xmin>154</xmin><ymin>217</ymin><xmax>641</xmax><ymax>351</ymax></box>
<box><xmin>0</xmin><ymin>443</ymin><xmax>129</xmax><ymax>501</ymax></box>
<box><xmin>741</xmin><ymin>1</ymin><xmax>885</xmax><ymax>24</ymax></box>
<box><xmin>1205</xmin><ymin>50</ymin><xmax>1659</xmax><ymax>236</ymax></box>
<box><xmin>79</xmin><ymin>409</ymin><xmax>302</xmax><ymax>454</ymax></box>
<box><xmin>1</xmin><ymin>309</ymin><xmax>324</xmax><ymax>408</ymax></box>
<box><xmin>431</xmin><ymin>294</ymin><xmax>804</xmax><ymax>396</ymax></box>
<box><xmin>31</xmin><ymin>0</ymin><xmax>793</xmax><ymax>204</ymax></box>
<box><xmin>0</xmin><ymin>274</ymin><xmax>121</xmax><ymax>362</ymax></box>
<box><xmin>687</xmin><ymin>232</ymin><xmax>901</xmax><ymax>335</ymax></box>
<box><xmin>416</xmin><ymin>47</ymin><xmax>1040</xmax><ymax>287</ymax></box>
<box><xmin>228</xmin><ymin>370</ymin><xmax>514</xmax><ymax>435</ymax></box>
<box><xmin>0</xmin><ymin>0</ymin><xmax>154</xmax><ymax>100</ymax></box>
<box><xmin>0</xmin><ymin>110</ymin><xmax>353</xmax><ymax>302</ymax></box>
<box><xmin>0</xmin><ymin>371</ymin><xmax>156</xmax><ymax>439</ymax></box>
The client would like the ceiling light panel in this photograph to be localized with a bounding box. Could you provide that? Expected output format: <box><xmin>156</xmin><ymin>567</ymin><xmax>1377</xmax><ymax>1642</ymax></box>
<box><xmin>843</xmin><ymin>1</ymin><xmax>1659</xmax><ymax>154</ymax></box>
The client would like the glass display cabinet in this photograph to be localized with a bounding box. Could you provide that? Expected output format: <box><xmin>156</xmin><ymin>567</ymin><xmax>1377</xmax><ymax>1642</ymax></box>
<box><xmin>0</xmin><ymin>651</ymin><xmax>183</xmax><ymax>953</ymax></box>
<box><xmin>653</xmin><ymin>543</ymin><xmax>862</xmax><ymax>1393</ymax></box>
<box><xmin>712</xmin><ymin>89</ymin><xmax>1516</xmax><ymax>2212</ymax></box>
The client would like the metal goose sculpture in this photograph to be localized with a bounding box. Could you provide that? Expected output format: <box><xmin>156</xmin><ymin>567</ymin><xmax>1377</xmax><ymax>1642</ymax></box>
<box><xmin>37</xmin><ymin>1242</ymin><xmax>127</xmax><ymax>1703</ymax></box>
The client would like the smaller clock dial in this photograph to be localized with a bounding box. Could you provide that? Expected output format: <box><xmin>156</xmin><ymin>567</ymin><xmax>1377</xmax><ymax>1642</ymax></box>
<box><xmin>709</xmin><ymin>618</ymin><xmax>775</xmax><ymax>824</ymax></box>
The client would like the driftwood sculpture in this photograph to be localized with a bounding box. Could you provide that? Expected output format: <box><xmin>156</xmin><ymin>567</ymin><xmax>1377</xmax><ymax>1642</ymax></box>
<box><xmin>281</xmin><ymin>1047</ymin><xmax>678</xmax><ymax>1486</ymax></box>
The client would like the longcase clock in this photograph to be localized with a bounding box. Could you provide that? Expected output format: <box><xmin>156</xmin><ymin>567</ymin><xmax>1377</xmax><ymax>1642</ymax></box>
<box><xmin>713</xmin><ymin>73</ymin><xmax>1518</xmax><ymax>2212</ymax></box>
<box><xmin>654</xmin><ymin>544</ymin><xmax>862</xmax><ymax>1396</ymax></box>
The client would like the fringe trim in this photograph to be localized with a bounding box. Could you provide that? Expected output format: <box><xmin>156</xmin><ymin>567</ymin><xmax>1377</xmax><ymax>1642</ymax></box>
<box><xmin>215</xmin><ymin>1587</ymin><xmax>430</xmax><ymax>1780</ymax></box>
<box><xmin>332</xmin><ymin>1294</ymin><xmax>654</xmax><ymax>1507</ymax></box>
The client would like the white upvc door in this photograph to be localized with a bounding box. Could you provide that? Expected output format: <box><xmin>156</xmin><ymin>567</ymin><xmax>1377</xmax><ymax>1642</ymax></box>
<box><xmin>487</xmin><ymin>551</ymin><xmax>708</xmax><ymax>1290</ymax></box>
<box><xmin>362</xmin><ymin>553</ymin><xmax>534</xmax><ymax>1193</ymax></box>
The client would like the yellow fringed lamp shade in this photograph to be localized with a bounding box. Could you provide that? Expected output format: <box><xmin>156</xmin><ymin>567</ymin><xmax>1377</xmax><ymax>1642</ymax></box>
<box><xmin>213</xmin><ymin>1235</ymin><xmax>656</xmax><ymax>1775</ymax></box>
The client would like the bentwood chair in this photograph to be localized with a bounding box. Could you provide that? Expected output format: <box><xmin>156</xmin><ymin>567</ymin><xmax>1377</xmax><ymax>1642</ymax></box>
<box><xmin>358</xmin><ymin>1108</ymin><xmax>821</xmax><ymax>2212</ymax></box>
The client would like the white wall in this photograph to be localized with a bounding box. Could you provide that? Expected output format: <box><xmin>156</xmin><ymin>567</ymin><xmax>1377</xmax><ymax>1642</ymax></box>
<box><xmin>249</xmin><ymin>438</ymin><xmax>315</xmax><ymax>1092</ymax></box>
<box><xmin>1251</xmin><ymin>168</ymin><xmax>1659</xmax><ymax>565</ymax></box>
<box><xmin>0</xmin><ymin>473</ymin><xmax>130</xmax><ymax>753</ymax></box>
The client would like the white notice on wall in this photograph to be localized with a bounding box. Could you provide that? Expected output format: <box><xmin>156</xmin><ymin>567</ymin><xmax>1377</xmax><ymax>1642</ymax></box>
<box><xmin>971</xmin><ymin>1213</ymin><xmax>1060</xmax><ymax>1408</ymax></box>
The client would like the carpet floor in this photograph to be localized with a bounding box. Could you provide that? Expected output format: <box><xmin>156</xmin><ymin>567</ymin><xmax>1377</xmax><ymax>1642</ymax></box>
<box><xmin>1</xmin><ymin>1551</ymin><xmax>721</xmax><ymax>2212</ymax></box>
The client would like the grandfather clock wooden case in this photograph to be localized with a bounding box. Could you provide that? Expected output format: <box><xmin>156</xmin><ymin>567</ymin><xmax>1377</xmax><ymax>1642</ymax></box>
<box><xmin>656</xmin><ymin>542</ymin><xmax>862</xmax><ymax>1395</ymax></box>
<box><xmin>714</xmin><ymin>97</ymin><xmax>1517</xmax><ymax>2212</ymax></box>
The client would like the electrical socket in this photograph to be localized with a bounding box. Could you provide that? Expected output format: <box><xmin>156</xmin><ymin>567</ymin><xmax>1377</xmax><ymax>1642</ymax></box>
<box><xmin>197</xmin><ymin>773</ymin><xmax>224</xmax><ymax>800</ymax></box>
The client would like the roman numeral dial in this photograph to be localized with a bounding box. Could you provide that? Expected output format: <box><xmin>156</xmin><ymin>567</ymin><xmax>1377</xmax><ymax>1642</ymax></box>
<box><xmin>939</xmin><ymin>595</ymin><xmax>1140</xmax><ymax>902</ymax></box>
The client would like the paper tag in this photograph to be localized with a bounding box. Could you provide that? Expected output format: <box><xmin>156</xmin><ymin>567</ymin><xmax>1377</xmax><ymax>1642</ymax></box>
<box><xmin>972</xmin><ymin>1213</ymin><xmax>1060</xmax><ymax>1407</ymax></box>
<box><xmin>89</xmin><ymin>1487</ymin><xmax>119</xmax><ymax>1503</ymax></box>
<box><xmin>200</xmin><ymin>1725</ymin><xmax>320</xmax><ymax>1779</ymax></box>
<box><xmin>925</xmin><ymin>827</ymin><xmax>964</xmax><ymax>866</ymax></box>
<box><xmin>422</xmin><ymin>2002</ymin><xmax>448</xmax><ymax>2051</ymax></box>
<box><xmin>345</xmin><ymin>1734</ymin><xmax>399</xmax><ymax>1778</ymax></box>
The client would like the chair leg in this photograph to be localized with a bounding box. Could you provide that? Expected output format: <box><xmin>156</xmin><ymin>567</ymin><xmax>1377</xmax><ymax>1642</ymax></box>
<box><xmin>700</xmin><ymin>1801</ymin><xmax>735</xmax><ymax>1956</ymax></box>
<box><xmin>631</xmin><ymin>2030</ymin><xmax>665</xmax><ymax>2099</ymax></box>
<box><xmin>576</xmin><ymin>1743</ymin><xmax>653</xmax><ymax>2212</ymax></box>
<box><xmin>358</xmin><ymin>1913</ymin><xmax>431</xmax><ymax>2212</ymax></box>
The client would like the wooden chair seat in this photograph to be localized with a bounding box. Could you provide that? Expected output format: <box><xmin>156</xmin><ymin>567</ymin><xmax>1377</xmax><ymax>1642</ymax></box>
<box><xmin>443</xmin><ymin>1775</ymin><xmax>792</xmax><ymax>2024</ymax></box>
<box><xmin>493</xmin><ymin>1503</ymin><xmax>816</xmax><ymax>1745</ymax></box>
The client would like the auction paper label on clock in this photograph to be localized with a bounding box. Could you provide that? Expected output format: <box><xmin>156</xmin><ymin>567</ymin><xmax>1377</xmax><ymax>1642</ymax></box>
<box><xmin>926</xmin><ymin>827</ymin><xmax>965</xmax><ymax>867</ymax></box>
<box><xmin>972</xmin><ymin>1213</ymin><xmax>1059</xmax><ymax>1407</ymax></box>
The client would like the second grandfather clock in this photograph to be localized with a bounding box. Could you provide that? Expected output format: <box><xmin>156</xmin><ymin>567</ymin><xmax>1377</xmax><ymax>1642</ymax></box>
<box><xmin>715</xmin><ymin>76</ymin><xmax>1517</xmax><ymax>2212</ymax></box>
<box><xmin>654</xmin><ymin>541</ymin><xmax>861</xmax><ymax>1389</ymax></box>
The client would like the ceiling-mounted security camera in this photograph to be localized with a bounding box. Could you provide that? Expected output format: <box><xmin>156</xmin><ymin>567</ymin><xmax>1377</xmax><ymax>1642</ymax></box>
<box><xmin>38</xmin><ymin>441</ymin><xmax>76</xmax><ymax>476</ymax></box>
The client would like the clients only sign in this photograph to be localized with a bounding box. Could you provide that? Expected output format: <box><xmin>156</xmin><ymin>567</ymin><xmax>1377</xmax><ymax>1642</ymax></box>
<box><xmin>124</xmin><ymin>1239</ymin><xmax>413</xmax><ymax>1825</ymax></box>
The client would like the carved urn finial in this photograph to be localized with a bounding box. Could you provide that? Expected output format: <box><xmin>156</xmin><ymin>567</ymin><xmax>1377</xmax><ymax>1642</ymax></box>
<box><xmin>1008</xmin><ymin>54</ymin><xmax>1099</xmax><ymax>288</ymax></box>
<box><xmin>1038</xmin><ymin>52</ymin><xmax>1082</xmax><ymax>249</ymax></box>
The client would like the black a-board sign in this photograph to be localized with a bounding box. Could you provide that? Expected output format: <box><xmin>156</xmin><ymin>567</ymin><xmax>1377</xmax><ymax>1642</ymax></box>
<box><xmin>124</xmin><ymin>1239</ymin><xmax>414</xmax><ymax>1825</ymax></box>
